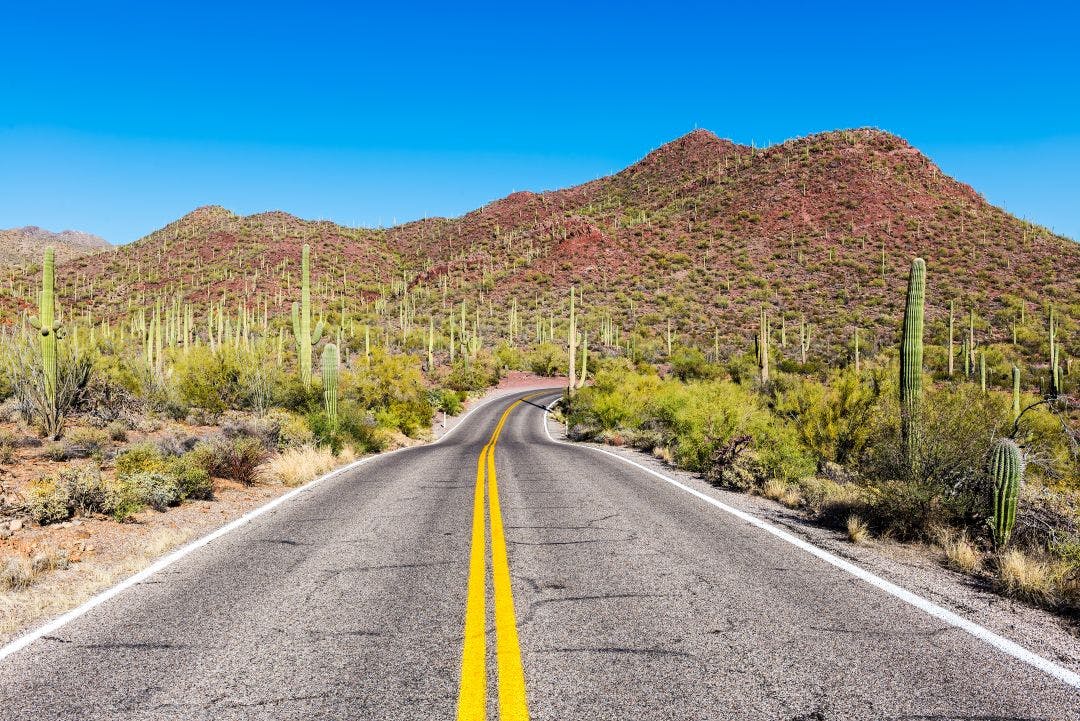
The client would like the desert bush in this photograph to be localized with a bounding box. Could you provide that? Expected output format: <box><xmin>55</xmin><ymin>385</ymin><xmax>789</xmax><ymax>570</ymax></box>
<box><xmin>0</xmin><ymin>556</ymin><xmax>34</xmax><ymax>590</ymax></box>
<box><xmin>63</xmin><ymin>427</ymin><xmax>110</xmax><ymax>459</ymax></box>
<box><xmin>431</xmin><ymin>388</ymin><xmax>464</xmax><ymax>416</ymax></box>
<box><xmin>446</xmin><ymin>351</ymin><xmax>501</xmax><ymax>394</ymax></box>
<box><xmin>309</xmin><ymin>401</ymin><xmax>386</xmax><ymax>454</ymax></box>
<box><xmin>173</xmin><ymin>346</ymin><xmax>243</xmax><ymax>414</ymax></box>
<box><xmin>669</xmin><ymin>347</ymin><xmax>715</xmax><ymax>381</ymax></box>
<box><xmin>106</xmin><ymin>420</ymin><xmax>129</xmax><ymax>442</ymax></box>
<box><xmin>24</xmin><ymin>464</ymin><xmax>111</xmax><ymax>524</ymax></box>
<box><xmin>349</xmin><ymin>351</ymin><xmax>433</xmax><ymax>436</ymax></box>
<box><xmin>568</xmin><ymin>368</ymin><xmax>813</xmax><ymax>486</ymax></box>
<box><xmin>266</xmin><ymin>408</ymin><xmax>315</xmax><ymax>449</ymax></box>
<box><xmin>773</xmin><ymin>368</ymin><xmax>881</xmax><ymax>467</ymax></box>
<box><xmin>165</xmin><ymin>455</ymin><xmax>214</xmax><ymax>501</ymax></box>
<box><xmin>115</xmin><ymin>443</ymin><xmax>167</xmax><ymax>476</ymax></box>
<box><xmin>213</xmin><ymin>437</ymin><xmax>267</xmax><ymax>485</ymax></box>
<box><xmin>124</xmin><ymin>472</ymin><xmax>181</xmax><ymax>511</ymax></box>
<box><xmin>5</xmin><ymin>336</ymin><xmax>93</xmax><ymax>439</ymax></box>
<box><xmin>494</xmin><ymin>342</ymin><xmax>524</xmax><ymax>371</ymax></box>
<box><xmin>526</xmin><ymin>342</ymin><xmax>567</xmax><ymax>376</ymax></box>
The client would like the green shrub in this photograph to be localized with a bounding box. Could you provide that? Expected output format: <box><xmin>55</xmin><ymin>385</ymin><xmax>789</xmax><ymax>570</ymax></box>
<box><xmin>308</xmin><ymin>401</ymin><xmax>387</xmax><ymax>454</ymax></box>
<box><xmin>123</xmin><ymin>472</ymin><xmax>180</xmax><ymax>511</ymax></box>
<box><xmin>25</xmin><ymin>465</ymin><xmax>111</xmax><ymax>524</ymax></box>
<box><xmin>350</xmin><ymin>350</ymin><xmax>433</xmax><ymax>436</ymax></box>
<box><xmin>265</xmin><ymin>408</ymin><xmax>314</xmax><ymax>449</ymax></box>
<box><xmin>26</xmin><ymin>477</ymin><xmax>73</xmax><ymax>525</ymax></box>
<box><xmin>669</xmin><ymin>347</ymin><xmax>715</xmax><ymax>381</ymax></box>
<box><xmin>526</xmin><ymin>342</ymin><xmax>567</xmax><ymax>376</ymax></box>
<box><xmin>173</xmin><ymin>346</ymin><xmax>243</xmax><ymax>414</ymax></box>
<box><xmin>773</xmin><ymin>368</ymin><xmax>881</xmax><ymax>467</ymax></box>
<box><xmin>115</xmin><ymin>443</ymin><xmax>167</xmax><ymax>476</ymax></box>
<box><xmin>445</xmin><ymin>352</ymin><xmax>500</xmax><ymax>393</ymax></box>
<box><xmin>165</xmin><ymin>455</ymin><xmax>214</xmax><ymax>501</ymax></box>
<box><xmin>432</xmin><ymin>389</ymin><xmax>464</xmax><ymax>416</ymax></box>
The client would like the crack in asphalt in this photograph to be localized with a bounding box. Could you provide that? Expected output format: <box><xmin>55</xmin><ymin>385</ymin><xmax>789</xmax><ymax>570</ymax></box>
<box><xmin>535</xmin><ymin>645</ymin><xmax>697</xmax><ymax>659</ymax></box>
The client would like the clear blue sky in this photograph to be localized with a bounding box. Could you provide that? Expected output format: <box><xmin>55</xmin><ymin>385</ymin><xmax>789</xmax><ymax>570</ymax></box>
<box><xmin>1</xmin><ymin>1</ymin><xmax>1078</xmax><ymax>243</ymax></box>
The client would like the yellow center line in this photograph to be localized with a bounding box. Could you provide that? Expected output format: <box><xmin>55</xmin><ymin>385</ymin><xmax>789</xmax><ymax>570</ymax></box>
<box><xmin>457</xmin><ymin>392</ymin><xmax>547</xmax><ymax>721</ymax></box>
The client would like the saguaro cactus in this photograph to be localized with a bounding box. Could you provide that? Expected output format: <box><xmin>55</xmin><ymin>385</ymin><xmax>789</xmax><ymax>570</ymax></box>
<box><xmin>322</xmin><ymin>342</ymin><xmax>339</xmax><ymax>432</ymax></box>
<box><xmin>1048</xmin><ymin>305</ymin><xmax>1059</xmax><ymax>396</ymax></box>
<box><xmin>899</xmin><ymin>258</ymin><xmax>926</xmax><ymax>476</ymax></box>
<box><xmin>575</xmin><ymin>330</ymin><xmax>588</xmax><ymax>389</ymax></box>
<box><xmin>30</xmin><ymin>247</ymin><xmax>61</xmax><ymax>411</ymax></box>
<box><xmin>568</xmin><ymin>286</ymin><xmax>577</xmax><ymax>396</ymax></box>
<box><xmin>988</xmin><ymin>438</ymin><xmax>1023</xmax><ymax>548</ymax></box>
<box><xmin>758</xmin><ymin>306</ymin><xmax>770</xmax><ymax>383</ymax></box>
<box><xmin>947</xmin><ymin>300</ymin><xmax>955</xmax><ymax>377</ymax></box>
<box><xmin>1012</xmin><ymin>365</ymin><xmax>1021</xmax><ymax>422</ymax></box>
<box><xmin>292</xmin><ymin>244</ymin><xmax>324</xmax><ymax>386</ymax></box>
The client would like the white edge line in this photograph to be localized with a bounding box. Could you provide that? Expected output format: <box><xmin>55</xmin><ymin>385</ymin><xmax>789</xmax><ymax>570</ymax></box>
<box><xmin>0</xmin><ymin>385</ymin><xmax>554</xmax><ymax>663</ymax></box>
<box><xmin>540</xmin><ymin>397</ymin><xmax>1080</xmax><ymax>691</ymax></box>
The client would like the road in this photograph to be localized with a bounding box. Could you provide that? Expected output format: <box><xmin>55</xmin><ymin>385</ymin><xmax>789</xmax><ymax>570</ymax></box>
<box><xmin>1</xmin><ymin>389</ymin><xmax>1077</xmax><ymax>719</ymax></box>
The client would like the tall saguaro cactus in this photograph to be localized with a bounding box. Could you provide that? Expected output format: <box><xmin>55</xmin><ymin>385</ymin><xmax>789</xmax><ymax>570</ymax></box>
<box><xmin>30</xmin><ymin>247</ymin><xmax>62</xmax><ymax>412</ymax></box>
<box><xmin>899</xmin><ymin>258</ymin><xmax>926</xmax><ymax>477</ymax></box>
<box><xmin>988</xmin><ymin>438</ymin><xmax>1023</xmax><ymax>548</ymax></box>
<box><xmin>758</xmin><ymin>306</ymin><xmax>770</xmax><ymax>383</ymax></box>
<box><xmin>567</xmin><ymin>285</ymin><xmax>577</xmax><ymax>396</ymax></box>
<box><xmin>1048</xmin><ymin>305</ymin><xmax>1059</xmax><ymax>396</ymax></box>
<box><xmin>292</xmin><ymin>244</ymin><xmax>324</xmax><ymax>386</ymax></box>
<box><xmin>322</xmin><ymin>343</ymin><xmax>339</xmax><ymax>432</ymax></box>
<box><xmin>1012</xmin><ymin>365</ymin><xmax>1021</xmax><ymax>422</ymax></box>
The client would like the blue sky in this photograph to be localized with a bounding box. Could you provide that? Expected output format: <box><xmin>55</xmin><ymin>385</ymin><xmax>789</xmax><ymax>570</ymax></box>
<box><xmin>1</xmin><ymin>1</ymin><xmax>1078</xmax><ymax>243</ymax></box>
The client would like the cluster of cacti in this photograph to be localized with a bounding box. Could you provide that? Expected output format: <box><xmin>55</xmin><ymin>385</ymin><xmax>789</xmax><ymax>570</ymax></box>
<box><xmin>899</xmin><ymin>258</ymin><xmax>926</xmax><ymax>476</ymax></box>
<box><xmin>799</xmin><ymin>316</ymin><xmax>811</xmax><ymax>364</ymax></box>
<box><xmin>292</xmin><ymin>244</ymin><xmax>325</xmax><ymax>386</ymax></box>
<box><xmin>988</xmin><ymin>438</ymin><xmax>1023</xmax><ymax>548</ymax></box>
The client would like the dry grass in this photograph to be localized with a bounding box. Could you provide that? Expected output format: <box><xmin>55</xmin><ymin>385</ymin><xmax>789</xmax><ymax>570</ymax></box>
<box><xmin>258</xmin><ymin>445</ymin><xmax>357</xmax><ymax>487</ymax></box>
<box><xmin>846</xmin><ymin>515</ymin><xmax>870</xmax><ymax>544</ymax></box>
<box><xmin>938</xmin><ymin>530</ymin><xmax>982</xmax><ymax>573</ymax></box>
<box><xmin>651</xmin><ymin>446</ymin><xmax>674</xmax><ymax>464</ymax></box>
<box><xmin>995</xmin><ymin>549</ymin><xmax>1060</xmax><ymax>605</ymax></box>
<box><xmin>762</xmin><ymin>478</ymin><xmax>803</xmax><ymax>508</ymax></box>
<box><xmin>0</xmin><ymin>527</ymin><xmax>193</xmax><ymax>641</ymax></box>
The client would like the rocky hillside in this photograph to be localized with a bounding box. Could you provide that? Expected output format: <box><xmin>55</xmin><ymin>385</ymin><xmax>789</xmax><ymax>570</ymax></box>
<box><xmin>0</xmin><ymin>226</ymin><xmax>111</xmax><ymax>267</ymax></box>
<box><xmin>4</xmin><ymin>128</ymin><xmax>1077</xmax><ymax>366</ymax></box>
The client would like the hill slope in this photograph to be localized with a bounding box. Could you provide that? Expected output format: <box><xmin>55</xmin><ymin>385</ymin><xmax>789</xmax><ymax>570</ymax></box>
<box><xmin>4</xmin><ymin>128</ymin><xmax>1077</xmax><ymax>368</ymax></box>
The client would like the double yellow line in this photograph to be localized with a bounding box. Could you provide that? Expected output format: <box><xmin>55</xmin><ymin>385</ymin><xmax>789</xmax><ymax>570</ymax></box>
<box><xmin>457</xmin><ymin>394</ymin><xmax>543</xmax><ymax>720</ymax></box>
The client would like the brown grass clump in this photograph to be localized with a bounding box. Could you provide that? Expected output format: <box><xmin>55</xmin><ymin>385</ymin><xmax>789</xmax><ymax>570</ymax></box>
<box><xmin>938</xmin><ymin>530</ymin><xmax>982</xmax><ymax>574</ymax></box>
<box><xmin>762</xmin><ymin>478</ymin><xmax>802</xmax><ymax>508</ymax></box>
<box><xmin>995</xmin><ymin>549</ymin><xmax>1061</xmax><ymax>605</ymax></box>
<box><xmin>846</xmin><ymin>515</ymin><xmax>870</xmax><ymax>544</ymax></box>
<box><xmin>258</xmin><ymin>445</ymin><xmax>356</xmax><ymax>487</ymax></box>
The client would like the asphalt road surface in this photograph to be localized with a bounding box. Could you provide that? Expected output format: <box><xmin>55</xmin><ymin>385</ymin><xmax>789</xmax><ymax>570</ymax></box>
<box><xmin>1</xmin><ymin>389</ymin><xmax>1078</xmax><ymax>720</ymax></box>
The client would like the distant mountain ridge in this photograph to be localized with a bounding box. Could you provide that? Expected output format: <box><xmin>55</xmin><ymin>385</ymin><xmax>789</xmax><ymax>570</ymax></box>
<box><xmin>0</xmin><ymin>225</ymin><xmax>111</xmax><ymax>266</ymax></box>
